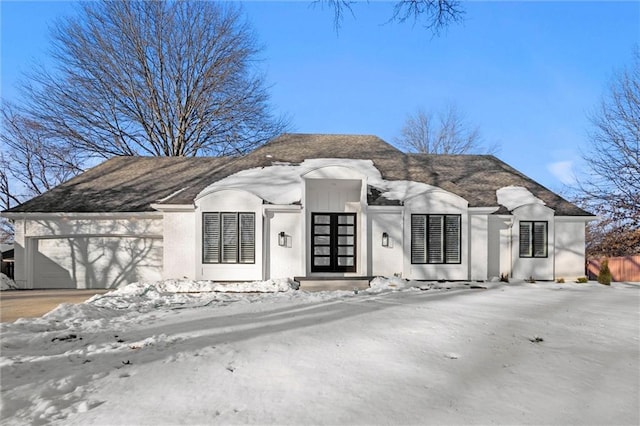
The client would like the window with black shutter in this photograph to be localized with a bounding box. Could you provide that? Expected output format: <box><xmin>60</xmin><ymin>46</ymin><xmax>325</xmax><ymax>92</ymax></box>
<box><xmin>519</xmin><ymin>221</ymin><xmax>547</xmax><ymax>258</ymax></box>
<box><xmin>411</xmin><ymin>214</ymin><xmax>461</xmax><ymax>264</ymax></box>
<box><xmin>203</xmin><ymin>212</ymin><xmax>255</xmax><ymax>264</ymax></box>
<box><xmin>411</xmin><ymin>215</ymin><xmax>427</xmax><ymax>264</ymax></box>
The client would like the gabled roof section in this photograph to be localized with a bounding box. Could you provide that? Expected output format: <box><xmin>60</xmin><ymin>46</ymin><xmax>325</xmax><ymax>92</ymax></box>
<box><xmin>3</xmin><ymin>133</ymin><xmax>592</xmax><ymax>216</ymax></box>
<box><xmin>246</xmin><ymin>133</ymin><xmax>403</xmax><ymax>163</ymax></box>
<box><xmin>168</xmin><ymin>133</ymin><xmax>407</xmax><ymax>204</ymax></box>
<box><xmin>407</xmin><ymin>154</ymin><xmax>591</xmax><ymax>216</ymax></box>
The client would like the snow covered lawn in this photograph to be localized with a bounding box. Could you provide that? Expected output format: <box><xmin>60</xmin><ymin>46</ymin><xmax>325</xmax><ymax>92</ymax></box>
<box><xmin>1</xmin><ymin>279</ymin><xmax>638</xmax><ymax>425</ymax></box>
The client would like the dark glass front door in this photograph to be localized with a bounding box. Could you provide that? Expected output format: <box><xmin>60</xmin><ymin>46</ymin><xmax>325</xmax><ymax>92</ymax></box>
<box><xmin>311</xmin><ymin>213</ymin><xmax>357</xmax><ymax>273</ymax></box>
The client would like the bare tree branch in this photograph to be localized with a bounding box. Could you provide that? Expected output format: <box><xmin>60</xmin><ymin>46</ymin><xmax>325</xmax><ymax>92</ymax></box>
<box><xmin>1</xmin><ymin>103</ymin><xmax>84</xmax><ymax>201</ymax></box>
<box><xmin>317</xmin><ymin>0</ymin><xmax>464</xmax><ymax>34</ymax></box>
<box><xmin>1</xmin><ymin>102</ymin><xmax>85</xmax><ymax>242</ymax></box>
<box><xmin>0</xmin><ymin>156</ymin><xmax>18</xmax><ymax>243</ymax></box>
<box><xmin>313</xmin><ymin>0</ymin><xmax>356</xmax><ymax>32</ymax></box>
<box><xmin>21</xmin><ymin>0</ymin><xmax>288</xmax><ymax>158</ymax></box>
<box><xmin>390</xmin><ymin>0</ymin><xmax>464</xmax><ymax>34</ymax></box>
<box><xmin>578</xmin><ymin>49</ymin><xmax>640</xmax><ymax>257</ymax></box>
<box><xmin>396</xmin><ymin>104</ymin><xmax>499</xmax><ymax>154</ymax></box>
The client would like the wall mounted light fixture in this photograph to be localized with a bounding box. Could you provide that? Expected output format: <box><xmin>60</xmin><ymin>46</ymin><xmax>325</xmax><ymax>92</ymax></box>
<box><xmin>382</xmin><ymin>232</ymin><xmax>389</xmax><ymax>247</ymax></box>
<box><xmin>278</xmin><ymin>231</ymin><xmax>286</xmax><ymax>247</ymax></box>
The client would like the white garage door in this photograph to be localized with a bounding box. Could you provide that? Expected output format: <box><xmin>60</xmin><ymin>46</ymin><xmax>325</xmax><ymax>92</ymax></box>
<box><xmin>32</xmin><ymin>236</ymin><xmax>163</xmax><ymax>289</ymax></box>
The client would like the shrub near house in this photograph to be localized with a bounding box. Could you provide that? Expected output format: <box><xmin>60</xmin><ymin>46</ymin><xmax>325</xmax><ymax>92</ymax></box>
<box><xmin>588</xmin><ymin>255</ymin><xmax>640</xmax><ymax>282</ymax></box>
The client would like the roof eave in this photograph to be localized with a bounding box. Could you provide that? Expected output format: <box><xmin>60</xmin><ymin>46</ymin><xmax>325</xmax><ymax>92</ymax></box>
<box><xmin>1</xmin><ymin>211</ymin><xmax>163</xmax><ymax>220</ymax></box>
<box><xmin>150</xmin><ymin>203</ymin><xmax>196</xmax><ymax>212</ymax></box>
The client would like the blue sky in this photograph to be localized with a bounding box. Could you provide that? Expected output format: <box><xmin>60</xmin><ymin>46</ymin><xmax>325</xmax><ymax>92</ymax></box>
<box><xmin>1</xmin><ymin>1</ymin><xmax>638</xmax><ymax>193</ymax></box>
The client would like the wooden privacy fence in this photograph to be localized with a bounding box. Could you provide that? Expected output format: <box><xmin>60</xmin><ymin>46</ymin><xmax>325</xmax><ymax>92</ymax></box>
<box><xmin>587</xmin><ymin>255</ymin><xmax>640</xmax><ymax>282</ymax></box>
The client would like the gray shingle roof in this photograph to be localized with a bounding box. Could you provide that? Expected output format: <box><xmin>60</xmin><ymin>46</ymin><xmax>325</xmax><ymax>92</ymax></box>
<box><xmin>4</xmin><ymin>133</ymin><xmax>591</xmax><ymax>216</ymax></box>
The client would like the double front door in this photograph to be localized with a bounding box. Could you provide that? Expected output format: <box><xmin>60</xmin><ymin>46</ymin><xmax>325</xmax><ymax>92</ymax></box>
<box><xmin>311</xmin><ymin>213</ymin><xmax>357</xmax><ymax>272</ymax></box>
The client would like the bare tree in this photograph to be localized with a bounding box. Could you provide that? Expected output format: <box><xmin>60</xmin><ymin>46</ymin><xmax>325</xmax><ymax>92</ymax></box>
<box><xmin>318</xmin><ymin>0</ymin><xmax>464</xmax><ymax>34</ymax></box>
<box><xmin>579</xmin><ymin>49</ymin><xmax>640</xmax><ymax>257</ymax></box>
<box><xmin>21</xmin><ymin>0</ymin><xmax>288</xmax><ymax>158</ymax></box>
<box><xmin>584</xmin><ymin>205</ymin><xmax>640</xmax><ymax>257</ymax></box>
<box><xmin>1</xmin><ymin>104</ymin><xmax>83</xmax><ymax>200</ymax></box>
<box><xmin>0</xmin><ymin>154</ymin><xmax>21</xmax><ymax>212</ymax></box>
<box><xmin>0</xmin><ymin>161</ymin><xmax>17</xmax><ymax>243</ymax></box>
<box><xmin>396</xmin><ymin>104</ymin><xmax>498</xmax><ymax>154</ymax></box>
<box><xmin>0</xmin><ymin>103</ymin><xmax>84</xmax><ymax>242</ymax></box>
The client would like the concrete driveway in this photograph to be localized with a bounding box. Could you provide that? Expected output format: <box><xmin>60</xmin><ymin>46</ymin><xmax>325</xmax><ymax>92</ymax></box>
<box><xmin>0</xmin><ymin>289</ymin><xmax>111</xmax><ymax>323</ymax></box>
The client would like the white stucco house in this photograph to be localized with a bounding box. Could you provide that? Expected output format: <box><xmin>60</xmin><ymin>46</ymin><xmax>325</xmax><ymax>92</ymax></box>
<box><xmin>1</xmin><ymin>134</ymin><xmax>595</xmax><ymax>289</ymax></box>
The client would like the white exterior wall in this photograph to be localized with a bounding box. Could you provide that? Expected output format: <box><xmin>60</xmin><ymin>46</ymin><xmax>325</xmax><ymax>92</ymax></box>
<box><xmin>265</xmin><ymin>208</ymin><xmax>304</xmax><ymax>279</ymax></box>
<box><xmin>403</xmin><ymin>190</ymin><xmax>469</xmax><ymax>280</ymax></box>
<box><xmin>9</xmin><ymin>214</ymin><xmax>162</xmax><ymax>289</ymax></box>
<box><xmin>511</xmin><ymin>204</ymin><xmax>555</xmax><ymax>280</ymax></box>
<box><xmin>305</xmin><ymin>179</ymin><xmax>362</xmax><ymax>213</ymax></box>
<box><xmin>554</xmin><ymin>218</ymin><xmax>588</xmax><ymax>280</ymax></box>
<box><xmin>469</xmin><ymin>213</ymin><xmax>488</xmax><ymax>281</ymax></box>
<box><xmin>487</xmin><ymin>216</ymin><xmax>514</xmax><ymax>279</ymax></box>
<box><xmin>369</xmin><ymin>208</ymin><xmax>404</xmax><ymax>277</ymax></box>
<box><xmin>303</xmin><ymin>167</ymin><xmax>367</xmax><ymax>277</ymax></box>
<box><xmin>22</xmin><ymin>215</ymin><xmax>162</xmax><ymax>236</ymax></box>
<box><xmin>12</xmin><ymin>220</ymin><xmax>26</xmax><ymax>288</ymax></box>
<box><xmin>195</xmin><ymin>189</ymin><xmax>264</xmax><ymax>281</ymax></box>
<box><xmin>162</xmin><ymin>210</ymin><xmax>196</xmax><ymax>280</ymax></box>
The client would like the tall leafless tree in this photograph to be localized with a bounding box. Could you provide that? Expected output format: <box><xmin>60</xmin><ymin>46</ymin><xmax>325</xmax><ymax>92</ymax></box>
<box><xmin>21</xmin><ymin>0</ymin><xmax>287</xmax><ymax>158</ymax></box>
<box><xmin>318</xmin><ymin>0</ymin><xmax>464</xmax><ymax>34</ymax></box>
<box><xmin>0</xmin><ymin>103</ymin><xmax>85</xmax><ymax>242</ymax></box>
<box><xmin>0</xmin><ymin>160</ymin><xmax>16</xmax><ymax>243</ymax></box>
<box><xmin>396</xmin><ymin>104</ymin><xmax>498</xmax><ymax>154</ymax></box>
<box><xmin>1</xmin><ymin>105</ymin><xmax>83</xmax><ymax>201</ymax></box>
<box><xmin>579</xmin><ymin>50</ymin><xmax>640</xmax><ymax>257</ymax></box>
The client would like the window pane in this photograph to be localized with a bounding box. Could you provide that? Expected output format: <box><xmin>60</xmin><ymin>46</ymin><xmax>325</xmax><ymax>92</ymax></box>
<box><xmin>338</xmin><ymin>215</ymin><xmax>354</xmax><ymax>224</ymax></box>
<box><xmin>338</xmin><ymin>236</ymin><xmax>354</xmax><ymax>245</ymax></box>
<box><xmin>338</xmin><ymin>225</ymin><xmax>354</xmax><ymax>235</ymax></box>
<box><xmin>314</xmin><ymin>257</ymin><xmax>330</xmax><ymax>266</ymax></box>
<box><xmin>239</xmin><ymin>213</ymin><xmax>255</xmax><ymax>263</ymax></box>
<box><xmin>315</xmin><ymin>236</ymin><xmax>330</xmax><ymax>245</ymax></box>
<box><xmin>314</xmin><ymin>246</ymin><xmax>331</xmax><ymax>255</ymax></box>
<box><xmin>203</xmin><ymin>213</ymin><xmax>220</xmax><ymax>263</ymax></box>
<box><xmin>428</xmin><ymin>216</ymin><xmax>444</xmax><ymax>264</ymax></box>
<box><xmin>315</xmin><ymin>225</ymin><xmax>330</xmax><ymax>235</ymax></box>
<box><xmin>314</xmin><ymin>215</ymin><xmax>331</xmax><ymax>224</ymax></box>
<box><xmin>221</xmin><ymin>213</ymin><xmax>238</xmax><ymax>263</ymax></box>
<box><xmin>411</xmin><ymin>215</ymin><xmax>426</xmax><ymax>264</ymax></box>
<box><xmin>519</xmin><ymin>222</ymin><xmax>532</xmax><ymax>257</ymax></box>
<box><xmin>533</xmin><ymin>222</ymin><xmax>547</xmax><ymax>257</ymax></box>
<box><xmin>338</xmin><ymin>257</ymin><xmax>354</xmax><ymax>266</ymax></box>
<box><xmin>445</xmin><ymin>215</ymin><xmax>460</xmax><ymax>263</ymax></box>
<box><xmin>338</xmin><ymin>246</ymin><xmax>354</xmax><ymax>256</ymax></box>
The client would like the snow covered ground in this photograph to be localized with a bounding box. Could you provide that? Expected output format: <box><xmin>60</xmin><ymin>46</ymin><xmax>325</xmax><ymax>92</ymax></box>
<box><xmin>0</xmin><ymin>273</ymin><xmax>16</xmax><ymax>291</ymax></box>
<box><xmin>1</xmin><ymin>278</ymin><xmax>638</xmax><ymax>425</ymax></box>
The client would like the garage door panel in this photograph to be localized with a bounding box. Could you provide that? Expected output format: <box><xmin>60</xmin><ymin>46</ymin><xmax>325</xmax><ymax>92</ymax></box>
<box><xmin>32</xmin><ymin>237</ymin><xmax>163</xmax><ymax>289</ymax></box>
<box><xmin>33</xmin><ymin>239</ymin><xmax>75</xmax><ymax>289</ymax></box>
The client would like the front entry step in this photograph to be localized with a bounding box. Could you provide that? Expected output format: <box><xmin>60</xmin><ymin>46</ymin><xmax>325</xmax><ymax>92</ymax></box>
<box><xmin>294</xmin><ymin>277</ymin><xmax>373</xmax><ymax>292</ymax></box>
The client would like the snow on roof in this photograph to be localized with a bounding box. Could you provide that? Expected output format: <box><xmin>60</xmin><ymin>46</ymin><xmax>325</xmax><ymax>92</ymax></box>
<box><xmin>496</xmin><ymin>186</ymin><xmax>546</xmax><ymax>211</ymax></box>
<box><xmin>4</xmin><ymin>134</ymin><xmax>592</xmax><ymax>216</ymax></box>
<box><xmin>197</xmin><ymin>158</ymin><xmax>438</xmax><ymax>204</ymax></box>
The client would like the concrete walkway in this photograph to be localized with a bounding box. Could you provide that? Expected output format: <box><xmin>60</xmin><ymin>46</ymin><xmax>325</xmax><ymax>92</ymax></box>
<box><xmin>0</xmin><ymin>289</ymin><xmax>110</xmax><ymax>323</ymax></box>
